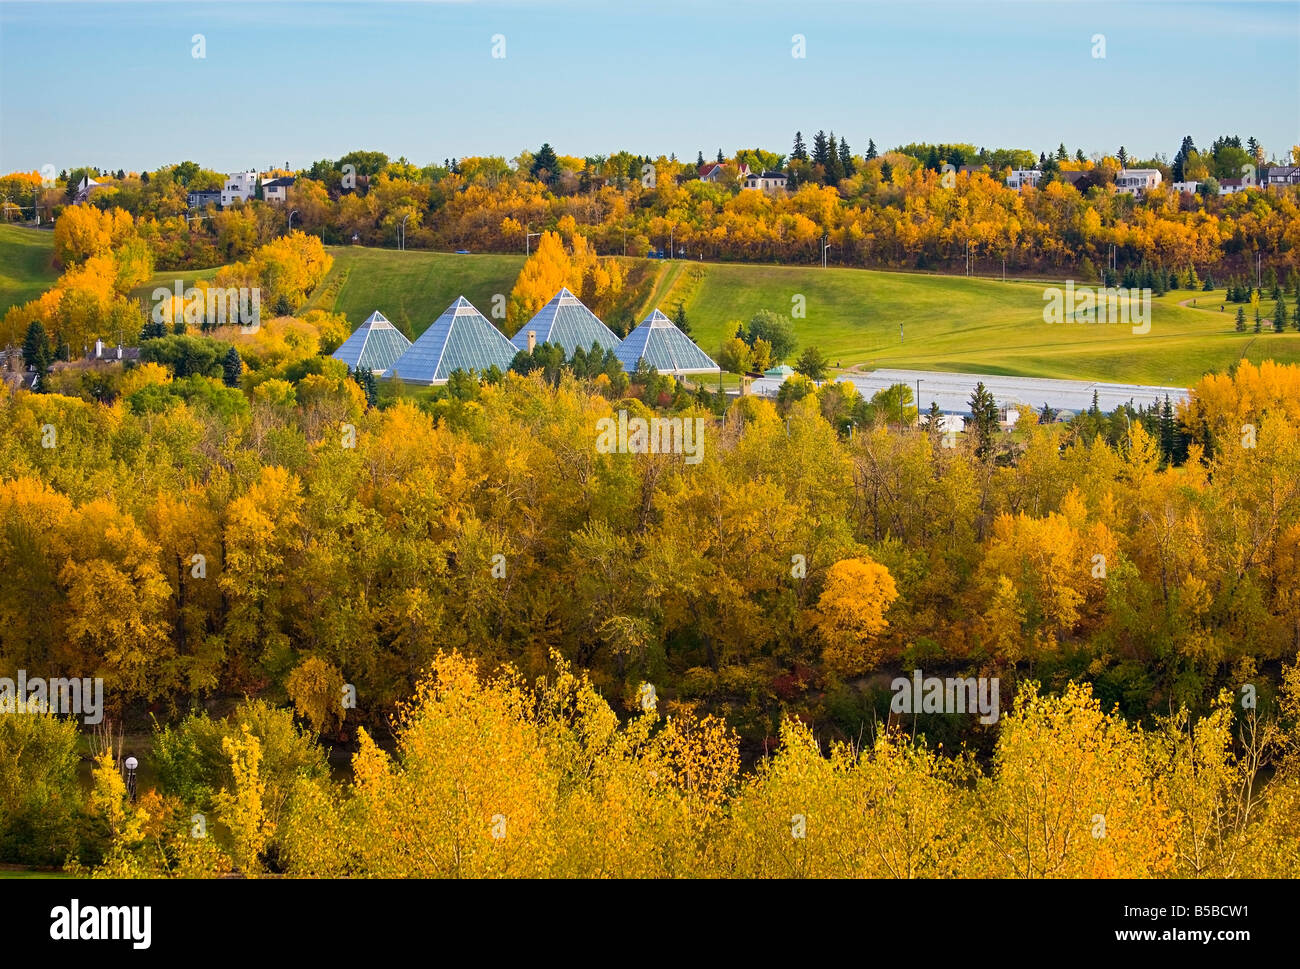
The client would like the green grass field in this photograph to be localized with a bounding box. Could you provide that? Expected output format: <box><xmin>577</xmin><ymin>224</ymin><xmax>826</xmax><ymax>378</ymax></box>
<box><xmin>0</xmin><ymin>223</ymin><xmax>57</xmax><ymax>316</ymax></box>
<box><xmin>8</xmin><ymin>226</ymin><xmax>1297</xmax><ymax>387</ymax></box>
<box><xmin>305</xmin><ymin>245</ymin><xmax>525</xmax><ymax>337</ymax></box>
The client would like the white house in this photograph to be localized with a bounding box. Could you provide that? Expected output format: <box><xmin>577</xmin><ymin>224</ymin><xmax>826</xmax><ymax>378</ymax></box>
<box><xmin>1115</xmin><ymin>168</ymin><xmax>1162</xmax><ymax>196</ymax></box>
<box><xmin>263</xmin><ymin>176</ymin><xmax>295</xmax><ymax>204</ymax></box>
<box><xmin>1171</xmin><ymin>180</ymin><xmax>1199</xmax><ymax>194</ymax></box>
<box><xmin>1218</xmin><ymin>177</ymin><xmax>1248</xmax><ymax>195</ymax></box>
<box><xmin>1006</xmin><ymin>169</ymin><xmax>1042</xmax><ymax>190</ymax></box>
<box><xmin>699</xmin><ymin>162</ymin><xmax>749</xmax><ymax>184</ymax></box>
<box><xmin>742</xmin><ymin>170</ymin><xmax>787</xmax><ymax>192</ymax></box>
<box><xmin>221</xmin><ymin>170</ymin><xmax>258</xmax><ymax>207</ymax></box>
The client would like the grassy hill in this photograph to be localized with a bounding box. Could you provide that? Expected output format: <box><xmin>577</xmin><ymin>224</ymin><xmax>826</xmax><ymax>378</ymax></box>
<box><xmin>0</xmin><ymin>224</ymin><xmax>57</xmax><ymax>316</ymax></box>
<box><xmin>10</xmin><ymin>229</ymin><xmax>1298</xmax><ymax>387</ymax></box>
<box><xmin>310</xmin><ymin>248</ymin><xmax>1297</xmax><ymax>387</ymax></box>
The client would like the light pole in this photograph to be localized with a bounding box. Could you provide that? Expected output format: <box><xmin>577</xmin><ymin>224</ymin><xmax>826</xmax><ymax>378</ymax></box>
<box><xmin>287</xmin><ymin>209</ymin><xmax>299</xmax><ymax>234</ymax></box>
<box><xmin>526</xmin><ymin>231</ymin><xmax>541</xmax><ymax>257</ymax></box>
<box><xmin>124</xmin><ymin>756</ymin><xmax>138</xmax><ymax>803</ymax></box>
<box><xmin>821</xmin><ymin>236</ymin><xmax>834</xmax><ymax>268</ymax></box>
<box><xmin>399</xmin><ymin>214</ymin><xmax>410</xmax><ymax>251</ymax></box>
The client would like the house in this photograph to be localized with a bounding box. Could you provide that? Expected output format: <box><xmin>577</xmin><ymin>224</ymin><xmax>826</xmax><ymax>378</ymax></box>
<box><xmin>699</xmin><ymin>162</ymin><xmax>750</xmax><ymax>184</ymax></box>
<box><xmin>387</xmin><ymin>297</ymin><xmax>518</xmax><ymax>385</ymax></box>
<box><xmin>74</xmin><ymin>175</ymin><xmax>110</xmax><ymax>204</ymax></box>
<box><xmin>186</xmin><ymin>189</ymin><xmax>222</xmax><ymax>210</ymax></box>
<box><xmin>1059</xmin><ymin>170</ymin><xmax>1089</xmax><ymax>187</ymax></box>
<box><xmin>85</xmin><ymin>339</ymin><xmax>140</xmax><ymax>363</ymax></box>
<box><xmin>331</xmin><ymin>311</ymin><xmax>412</xmax><ymax>376</ymax></box>
<box><xmin>511</xmin><ymin>287</ymin><xmax>620</xmax><ymax>357</ymax></box>
<box><xmin>1218</xmin><ymin>177</ymin><xmax>1248</xmax><ymax>195</ymax></box>
<box><xmin>614</xmin><ymin>309</ymin><xmax>720</xmax><ymax>376</ymax></box>
<box><xmin>221</xmin><ymin>170</ymin><xmax>258</xmax><ymax>207</ymax></box>
<box><xmin>1265</xmin><ymin>165</ymin><xmax>1300</xmax><ymax>188</ymax></box>
<box><xmin>742</xmin><ymin>170</ymin><xmax>787</xmax><ymax>193</ymax></box>
<box><xmin>1006</xmin><ymin>169</ymin><xmax>1042</xmax><ymax>190</ymax></box>
<box><xmin>1171</xmin><ymin>180</ymin><xmax>1199</xmax><ymax>194</ymax></box>
<box><xmin>263</xmin><ymin>176</ymin><xmax>295</xmax><ymax>204</ymax></box>
<box><xmin>1114</xmin><ymin>168</ymin><xmax>1162</xmax><ymax>196</ymax></box>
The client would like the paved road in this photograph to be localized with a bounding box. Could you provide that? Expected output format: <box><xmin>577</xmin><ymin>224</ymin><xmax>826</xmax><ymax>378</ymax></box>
<box><xmin>749</xmin><ymin>367</ymin><xmax>1189</xmax><ymax>417</ymax></box>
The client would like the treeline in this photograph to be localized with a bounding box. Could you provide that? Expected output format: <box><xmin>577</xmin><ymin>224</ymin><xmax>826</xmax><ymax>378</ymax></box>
<box><xmin>7</xmin><ymin>131</ymin><xmax>1297</xmax><ymax>279</ymax></box>
<box><xmin>9</xmin><ymin>652</ymin><xmax>1300</xmax><ymax>877</ymax></box>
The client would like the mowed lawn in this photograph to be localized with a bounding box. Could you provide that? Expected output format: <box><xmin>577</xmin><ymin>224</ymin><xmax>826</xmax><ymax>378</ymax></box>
<box><xmin>306</xmin><ymin>245</ymin><xmax>524</xmax><ymax>337</ymax></box>
<box><xmin>0</xmin><ymin>224</ymin><xmax>57</xmax><ymax>315</ymax></box>
<box><xmin>668</xmin><ymin>263</ymin><xmax>1300</xmax><ymax>387</ymax></box>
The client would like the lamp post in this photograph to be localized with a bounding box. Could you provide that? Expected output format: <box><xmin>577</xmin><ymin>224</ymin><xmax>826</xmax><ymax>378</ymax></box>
<box><xmin>399</xmin><ymin>214</ymin><xmax>410</xmax><ymax>252</ymax></box>
<box><xmin>287</xmin><ymin>209</ymin><xmax>299</xmax><ymax>234</ymax></box>
<box><xmin>124</xmin><ymin>756</ymin><xmax>138</xmax><ymax>803</ymax></box>
<box><xmin>526</xmin><ymin>231</ymin><xmax>541</xmax><ymax>257</ymax></box>
<box><xmin>821</xmin><ymin>236</ymin><xmax>834</xmax><ymax>268</ymax></box>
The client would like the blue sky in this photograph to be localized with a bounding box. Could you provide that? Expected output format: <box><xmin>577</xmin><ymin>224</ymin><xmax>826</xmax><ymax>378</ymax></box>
<box><xmin>1</xmin><ymin>0</ymin><xmax>1296</xmax><ymax>174</ymax></box>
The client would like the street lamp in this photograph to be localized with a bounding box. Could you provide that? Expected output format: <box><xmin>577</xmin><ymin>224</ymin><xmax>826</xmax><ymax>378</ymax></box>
<box><xmin>821</xmin><ymin>236</ymin><xmax>835</xmax><ymax>268</ymax></box>
<box><xmin>287</xmin><ymin>209</ymin><xmax>299</xmax><ymax>234</ymax></box>
<box><xmin>124</xmin><ymin>756</ymin><xmax>138</xmax><ymax>803</ymax></box>
<box><xmin>400</xmin><ymin>214</ymin><xmax>410</xmax><ymax>252</ymax></box>
<box><xmin>526</xmin><ymin>231</ymin><xmax>541</xmax><ymax>257</ymax></box>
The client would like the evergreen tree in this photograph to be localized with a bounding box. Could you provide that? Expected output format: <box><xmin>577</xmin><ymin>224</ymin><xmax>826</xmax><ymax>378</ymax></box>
<box><xmin>879</xmin><ymin>160</ymin><xmax>893</xmax><ymax>183</ymax></box>
<box><xmin>1273</xmin><ymin>297</ymin><xmax>1287</xmax><ymax>333</ymax></box>
<box><xmin>55</xmin><ymin>338</ymin><xmax>71</xmax><ymax>362</ymax></box>
<box><xmin>1160</xmin><ymin>395</ymin><xmax>1177</xmax><ymax>462</ymax></box>
<box><xmin>22</xmin><ymin>319</ymin><xmax>51</xmax><ymax>379</ymax></box>
<box><xmin>1056</xmin><ymin>142</ymin><xmax>1068</xmax><ymax>161</ymax></box>
<box><xmin>716</xmin><ymin>148</ymin><xmax>724</xmax><ymax>163</ymax></box>
<box><xmin>811</xmin><ymin>130</ymin><xmax>830</xmax><ymax>170</ymax></box>
<box><xmin>673</xmin><ymin>302</ymin><xmax>692</xmax><ymax>337</ymax></box>
<box><xmin>791</xmin><ymin>131</ymin><xmax>808</xmax><ymax>162</ymax></box>
<box><xmin>223</xmin><ymin>346</ymin><xmax>243</xmax><ymax>387</ymax></box>
<box><xmin>968</xmin><ymin>382</ymin><xmax>1000</xmax><ymax>459</ymax></box>
<box><xmin>1118</xmin><ymin>146</ymin><xmax>1129</xmax><ymax>167</ymax></box>
<box><xmin>865</xmin><ymin>138</ymin><xmax>877</xmax><ymax>160</ymax></box>
<box><xmin>531</xmin><ymin>143</ymin><xmax>559</xmax><ymax>184</ymax></box>
<box><xmin>1255</xmin><ymin>306</ymin><xmax>1263</xmax><ymax>333</ymax></box>
<box><xmin>838</xmin><ymin>138</ymin><xmax>855</xmax><ymax>178</ymax></box>
<box><xmin>1235</xmin><ymin>306</ymin><xmax>1246</xmax><ymax>332</ymax></box>
<box><xmin>696</xmin><ymin>150</ymin><xmax>705</xmax><ymax>168</ymax></box>
<box><xmin>825</xmin><ymin>133</ymin><xmax>845</xmax><ymax>183</ymax></box>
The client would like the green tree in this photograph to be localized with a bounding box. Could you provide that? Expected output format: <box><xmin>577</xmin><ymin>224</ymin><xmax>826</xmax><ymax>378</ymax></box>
<box><xmin>222</xmin><ymin>346</ymin><xmax>243</xmax><ymax>387</ymax></box>
<box><xmin>793</xmin><ymin>346</ymin><xmax>829</xmax><ymax>382</ymax></box>
<box><xmin>746</xmin><ymin>309</ymin><xmax>797</xmax><ymax>363</ymax></box>
<box><xmin>22</xmin><ymin>320</ymin><xmax>51</xmax><ymax>384</ymax></box>
<box><xmin>968</xmin><ymin>381</ymin><xmax>1000</xmax><ymax>459</ymax></box>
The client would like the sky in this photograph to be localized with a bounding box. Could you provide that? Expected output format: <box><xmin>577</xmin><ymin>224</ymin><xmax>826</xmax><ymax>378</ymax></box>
<box><xmin>1</xmin><ymin>0</ymin><xmax>1297</xmax><ymax>175</ymax></box>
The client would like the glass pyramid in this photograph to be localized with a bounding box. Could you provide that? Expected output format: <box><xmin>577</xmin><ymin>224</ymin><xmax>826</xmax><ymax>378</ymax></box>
<box><xmin>614</xmin><ymin>309</ymin><xmax>720</xmax><ymax>375</ymax></box>
<box><xmin>388</xmin><ymin>297</ymin><xmax>519</xmax><ymax>385</ymax></box>
<box><xmin>510</xmin><ymin>287</ymin><xmax>620</xmax><ymax>356</ymax></box>
<box><xmin>331</xmin><ymin>310</ymin><xmax>412</xmax><ymax>375</ymax></box>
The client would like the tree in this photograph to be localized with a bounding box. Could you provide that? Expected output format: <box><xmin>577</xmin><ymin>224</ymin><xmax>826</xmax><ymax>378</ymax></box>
<box><xmin>793</xmin><ymin>345</ymin><xmax>829</xmax><ymax>382</ymax></box>
<box><xmin>22</xmin><ymin>319</ymin><xmax>51</xmax><ymax>380</ymax></box>
<box><xmin>865</xmin><ymin>139</ymin><xmax>877</xmax><ymax>160</ymax></box>
<box><xmin>880</xmin><ymin>160</ymin><xmax>893</xmax><ymax>183</ymax></box>
<box><xmin>791</xmin><ymin>131</ymin><xmax>808</xmax><ymax>162</ymax></box>
<box><xmin>968</xmin><ymin>381</ymin><xmax>1000</xmax><ymax>458</ymax></box>
<box><xmin>812</xmin><ymin>556</ymin><xmax>899</xmax><ymax>676</ymax></box>
<box><xmin>673</xmin><ymin>302</ymin><xmax>692</xmax><ymax>337</ymax></box>
<box><xmin>222</xmin><ymin>346</ymin><xmax>243</xmax><ymax>387</ymax></box>
<box><xmin>1118</xmin><ymin>146</ymin><xmax>1129</xmax><ymax>167</ymax></box>
<box><xmin>746</xmin><ymin>309</ymin><xmax>797</xmax><ymax>362</ymax></box>
<box><xmin>1235</xmin><ymin>306</ymin><xmax>1246</xmax><ymax>332</ymax></box>
<box><xmin>838</xmin><ymin>138</ymin><xmax>855</xmax><ymax>178</ymax></box>
<box><xmin>531</xmin><ymin>143</ymin><xmax>559</xmax><ymax>185</ymax></box>
<box><xmin>717</xmin><ymin>337</ymin><xmax>753</xmax><ymax>376</ymax></box>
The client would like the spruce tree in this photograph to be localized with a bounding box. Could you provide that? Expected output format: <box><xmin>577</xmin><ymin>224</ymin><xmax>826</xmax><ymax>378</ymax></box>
<box><xmin>1255</xmin><ymin>307</ymin><xmax>1263</xmax><ymax>333</ymax></box>
<box><xmin>22</xmin><ymin>319</ymin><xmax>51</xmax><ymax>378</ymax></box>
<box><xmin>222</xmin><ymin>346</ymin><xmax>243</xmax><ymax>387</ymax></box>
<box><xmin>865</xmin><ymin>139</ymin><xmax>877</xmax><ymax>160</ymax></box>
<box><xmin>1274</xmin><ymin>297</ymin><xmax>1287</xmax><ymax>333</ymax></box>
<box><xmin>1235</xmin><ymin>306</ymin><xmax>1246</xmax><ymax>332</ymax></box>
<box><xmin>792</xmin><ymin>131</ymin><xmax>808</xmax><ymax>162</ymax></box>
<box><xmin>838</xmin><ymin>138</ymin><xmax>855</xmax><ymax>178</ymax></box>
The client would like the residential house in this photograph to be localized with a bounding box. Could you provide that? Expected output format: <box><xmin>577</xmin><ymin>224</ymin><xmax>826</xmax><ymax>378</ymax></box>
<box><xmin>742</xmin><ymin>170</ymin><xmax>787</xmax><ymax>193</ymax></box>
<box><xmin>1114</xmin><ymin>168</ymin><xmax>1162</xmax><ymax>196</ymax></box>
<box><xmin>186</xmin><ymin>189</ymin><xmax>222</xmax><ymax>210</ymax></box>
<box><xmin>74</xmin><ymin>175</ymin><xmax>110</xmax><ymax>204</ymax></box>
<box><xmin>221</xmin><ymin>170</ymin><xmax>258</xmax><ymax>207</ymax></box>
<box><xmin>1006</xmin><ymin>169</ymin><xmax>1042</xmax><ymax>190</ymax></box>
<box><xmin>263</xmin><ymin>176</ymin><xmax>295</xmax><ymax>203</ymax></box>
<box><xmin>698</xmin><ymin>162</ymin><xmax>750</xmax><ymax>184</ymax></box>
<box><xmin>1265</xmin><ymin>165</ymin><xmax>1300</xmax><ymax>189</ymax></box>
<box><xmin>1218</xmin><ymin>177</ymin><xmax>1248</xmax><ymax>195</ymax></box>
<box><xmin>1171</xmin><ymin>180</ymin><xmax>1200</xmax><ymax>194</ymax></box>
